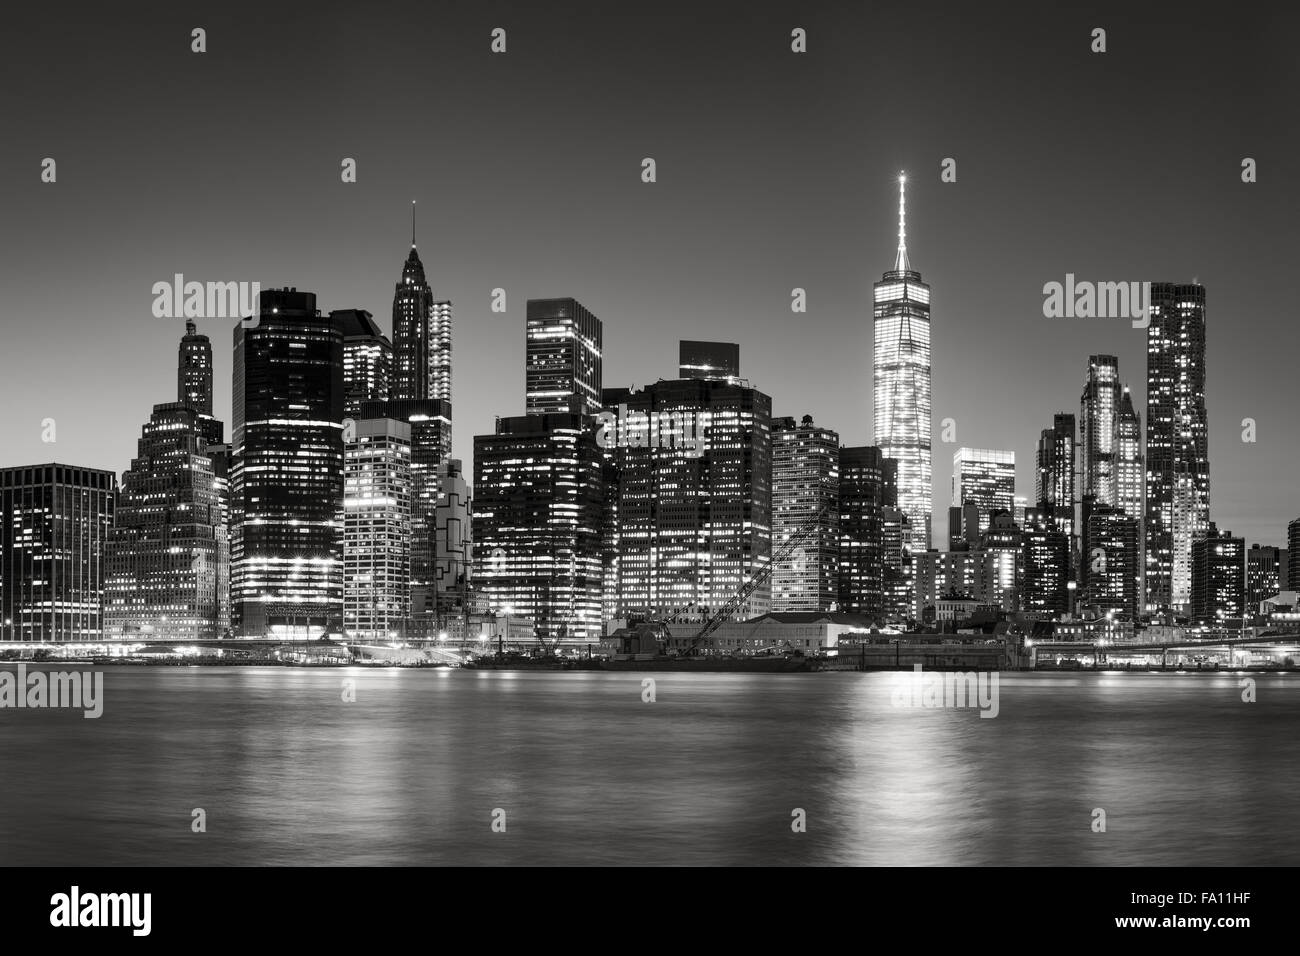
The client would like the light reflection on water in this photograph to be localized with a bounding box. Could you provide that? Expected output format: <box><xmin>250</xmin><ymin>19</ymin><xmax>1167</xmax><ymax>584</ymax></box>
<box><xmin>0</xmin><ymin>667</ymin><xmax>1295</xmax><ymax>866</ymax></box>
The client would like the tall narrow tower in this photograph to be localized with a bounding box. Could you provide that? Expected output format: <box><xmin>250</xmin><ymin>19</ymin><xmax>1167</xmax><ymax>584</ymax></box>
<box><xmin>178</xmin><ymin>318</ymin><xmax>213</xmax><ymax>416</ymax></box>
<box><xmin>1146</xmin><ymin>282</ymin><xmax>1210</xmax><ymax>612</ymax></box>
<box><xmin>392</xmin><ymin>202</ymin><xmax>453</xmax><ymax>409</ymax></box>
<box><xmin>873</xmin><ymin>173</ymin><xmax>932</xmax><ymax>553</ymax></box>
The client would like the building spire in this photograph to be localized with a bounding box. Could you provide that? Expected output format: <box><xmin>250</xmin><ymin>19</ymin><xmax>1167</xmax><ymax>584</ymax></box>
<box><xmin>411</xmin><ymin>200</ymin><xmax>417</xmax><ymax>248</ymax></box>
<box><xmin>895</xmin><ymin>172</ymin><xmax>910</xmax><ymax>272</ymax></box>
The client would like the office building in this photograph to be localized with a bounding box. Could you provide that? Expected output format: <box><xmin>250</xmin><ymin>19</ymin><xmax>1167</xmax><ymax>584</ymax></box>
<box><xmin>1</xmin><ymin>464</ymin><xmax>116</xmax><ymax>643</ymax></box>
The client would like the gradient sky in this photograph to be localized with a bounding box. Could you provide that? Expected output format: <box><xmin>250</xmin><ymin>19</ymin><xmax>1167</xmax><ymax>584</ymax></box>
<box><xmin>2</xmin><ymin>1</ymin><xmax>1297</xmax><ymax>547</ymax></box>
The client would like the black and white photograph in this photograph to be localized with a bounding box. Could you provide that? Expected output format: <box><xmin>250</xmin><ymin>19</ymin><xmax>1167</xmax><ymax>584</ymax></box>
<box><xmin>1</xmin><ymin>0</ymin><xmax>1296</xmax><ymax>932</ymax></box>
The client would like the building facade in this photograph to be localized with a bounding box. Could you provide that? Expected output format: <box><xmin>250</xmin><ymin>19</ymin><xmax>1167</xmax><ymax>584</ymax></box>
<box><xmin>771</xmin><ymin>416</ymin><xmax>839</xmax><ymax>612</ymax></box>
<box><xmin>1191</xmin><ymin>524</ymin><xmax>1244</xmax><ymax>625</ymax></box>
<box><xmin>1</xmin><ymin>464</ymin><xmax>116</xmax><ymax>643</ymax></box>
<box><xmin>1146</xmin><ymin>283</ymin><xmax>1210</xmax><ymax>612</ymax></box>
<box><xmin>344</xmin><ymin>417</ymin><xmax>412</xmax><ymax>641</ymax></box>
<box><xmin>951</xmin><ymin>448</ymin><xmax>1015</xmax><ymax>535</ymax></box>
<box><xmin>473</xmin><ymin>414</ymin><xmax>605</xmax><ymax>641</ymax></box>
<box><xmin>336</xmin><ymin>309</ymin><xmax>392</xmax><ymax>420</ymax></box>
<box><xmin>604</xmin><ymin>369</ymin><xmax>772</xmax><ymax>623</ymax></box>
<box><xmin>838</xmin><ymin>446</ymin><xmax>896</xmax><ymax>617</ymax></box>
<box><xmin>231</xmin><ymin>288</ymin><xmax>345</xmax><ymax>639</ymax></box>
<box><xmin>525</xmin><ymin>297</ymin><xmax>603</xmax><ymax>416</ymax></box>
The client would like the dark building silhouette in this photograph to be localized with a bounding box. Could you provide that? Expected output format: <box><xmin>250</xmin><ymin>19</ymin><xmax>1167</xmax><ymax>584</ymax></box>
<box><xmin>679</xmin><ymin>340</ymin><xmax>740</xmax><ymax>383</ymax></box>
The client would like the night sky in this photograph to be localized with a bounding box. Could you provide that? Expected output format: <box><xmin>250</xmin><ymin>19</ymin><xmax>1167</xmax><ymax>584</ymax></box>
<box><xmin>2</xmin><ymin>1</ymin><xmax>1297</xmax><ymax>547</ymax></box>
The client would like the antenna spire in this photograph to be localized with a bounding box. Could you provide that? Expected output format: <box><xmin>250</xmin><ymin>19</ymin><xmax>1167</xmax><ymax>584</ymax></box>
<box><xmin>411</xmin><ymin>200</ymin><xmax>417</xmax><ymax>247</ymax></box>
<box><xmin>895</xmin><ymin>172</ymin><xmax>910</xmax><ymax>272</ymax></box>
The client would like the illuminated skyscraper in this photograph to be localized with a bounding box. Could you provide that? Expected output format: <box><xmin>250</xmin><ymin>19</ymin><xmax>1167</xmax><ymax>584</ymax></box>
<box><xmin>1115</xmin><ymin>388</ymin><xmax>1144</xmax><ymax>520</ymax></box>
<box><xmin>473</xmin><ymin>413</ymin><xmax>605</xmax><ymax>640</ymax></box>
<box><xmin>1035</xmin><ymin>412</ymin><xmax>1076</xmax><ymax>540</ymax></box>
<box><xmin>344</xmin><ymin>417</ymin><xmax>412</xmax><ymax>641</ymax></box>
<box><xmin>392</xmin><ymin>203</ymin><xmax>453</xmax><ymax>408</ymax></box>
<box><xmin>1191</xmin><ymin>524</ymin><xmax>1243</xmax><ymax>625</ymax></box>
<box><xmin>335</xmin><ymin>309</ymin><xmax>392</xmax><ymax>420</ymax></box>
<box><xmin>1</xmin><ymin>465</ymin><xmax>115</xmax><ymax>643</ymax></box>
<box><xmin>838</xmin><ymin>446</ymin><xmax>896</xmax><ymax>616</ymax></box>
<box><xmin>771</xmin><ymin>416</ymin><xmax>839</xmax><ymax>612</ymax></box>
<box><xmin>1082</xmin><ymin>504</ymin><xmax>1140</xmax><ymax>617</ymax></box>
<box><xmin>1080</xmin><ymin>355</ymin><xmax>1120</xmax><ymax>507</ymax></box>
<box><xmin>1146</xmin><ymin>283</ymin><xmax>1210</xmax><ymax>611</ymax></box>
<box><xmin>526</xmin><ymin>298</ymin><xmax>603</xmax><ymax>416</ymax></box>
<box><xmin>106</xmin><ymin>322</ymin><xmax>226</xmax><ymax>641</ymax></box>
<box><xmin>951</xmin><ymin>448</ymin><xmax>1015</xmax><ymax>535</ymax></box>
<box><xmin>178</xmin><ymin>318</ymin><xmax>213</xmax><ymax>415</ymax></box>
<box><xmin>231</xmin><ymin>288</ymin><xmax>345</xmax><ymax>639</ymax></box>
<box><xmin>873</xmin><ymin>174</ymin><xmax>932</xmax><ymax>552</ymax></box>
<box><xmin>604</xmin><ymin>369</ymin><xmax>772</xmax><ymax>622</ymax></box>
<box><xmin>360</xmin><ymin>398</ymin><xmax>452</xmax><ymax>638</ymax></box>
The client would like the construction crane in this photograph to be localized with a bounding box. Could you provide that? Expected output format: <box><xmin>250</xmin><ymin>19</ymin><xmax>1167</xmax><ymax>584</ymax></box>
<box><xmin>687</xmin><ymin>504</ymin><xmax>830</xmax><ymax>654</ymax></box>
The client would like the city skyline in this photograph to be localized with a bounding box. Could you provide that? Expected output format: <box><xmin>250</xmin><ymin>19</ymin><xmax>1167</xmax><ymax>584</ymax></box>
<box><xmin>2</xmin><ymin>3</ymin><xmax>1298</xmax><ymax>553</ymax></box>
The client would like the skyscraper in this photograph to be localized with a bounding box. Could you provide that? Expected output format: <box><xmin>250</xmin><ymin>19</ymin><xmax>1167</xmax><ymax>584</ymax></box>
<box><xmin>1191</xmin><ymin>524</ymin><xmax>1243</xmax><ymax>625</ymax></box>
<box><xmin>838</xmin><ymin>447</ymin><xmax>896</xmax><ymax>616</ymax></box>
<box><xmin>1289</xmin><ymin>518</ymin><xmax>1300</xmax><ymax>592</ymax></box>
<box><xmin>771</xmin><ymin>416</ymin><xmax>839</xmax><ymax>612</ymax></box>
<box><xmin>360</xmin><ymin>397</ymin><xmax>452</xmax><ymax>638</ymax></box>
<box><xmin>231</xmin><ymin>288</ymin><xmax>345</xmax><ymax>639</ymax></box>
<box><xmin>1115</xmin><ymin>387</ymin><xmax>1144</xmax><ymax>520</ymax></box>
<box><xmin>604</xmin><ymin>368</ymin><xmax>772</xmax><ymax>622</ymax></box>
<box><xmin>873</xmin><ymin>174</ymin><xmax>931</xmax><ymax>553</ymax></box>
<box><xmin>951</xmin><ymin>448</ymin><xmax>1015</xmax><ymax>535</ymax></box>
<box><xmin>1</xmin><ymin>464</ymin><xmax>116</xmax><ymax>643</ymax></box>
<box><xmin>434</xmin><ymin>458</ymin><xmax>473</xmax><ymax>631</ymax></box>
<box><xmin>1081</xmin><ymin>505</ymin><xmax>1140</xmax><ymax>617</ymax></box>
<box><xmin>473</xmin><ymin>413</ymin><xmax>605</xmax><ymax>640</ymax></box>
<box><xmin>1021</xmin><ymin>507</ymin><xmax>1071</xmax><ymax>617</ymax></box>
<box><xmin>344</xmin><ymin>417</ymin><xmax>412</xmax><ymax>641</ymax></box>
<box><xmin>526</xmin><ymin>297</ymin><xmax>603</xmax><ymax>416</ymax></box>
<box><xmin>336</xmin><ymin>309</ymin><xmax>392</xmax><ymax>420</ymax></box>
<box><xmin>392</xmin><ymin>206</ymin><xmax>453</xmax><ymax>408</ymax></box>
<box><xmin>177</xmin><ymin>318</ymin><xmax>213</xmax><ymax>415</ymax></box>
<box><xmin>1246</xmin><ymin>544</ymin><xmax>1286</xmax><ymax>620</ymax></box>
<box><xmin>1035</xmin><ymin>412</ymin><xmax>1076</xmax><ymax>546</ymax></box>
<box><xmin>106</xmin><ymin>323</ymin><xmax>227</xmax><ymax>641</ymax></box>
<box><xmin>1080</xmin><ymin>355</ymin><xmax>1121</xmax><ymax>506</ymax></box>
<box><xmin>1146</xmin><ymin>283</ymin><xmax>1210</xmax><ymax>611</ymax></box>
